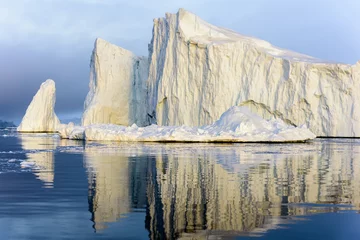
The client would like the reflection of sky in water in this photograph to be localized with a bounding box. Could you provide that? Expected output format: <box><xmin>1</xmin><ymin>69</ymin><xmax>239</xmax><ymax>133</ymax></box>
<box><xmin>0</xmin><ymin>130</ymin><xmax>360</xmax><ymax>239</ymax></box>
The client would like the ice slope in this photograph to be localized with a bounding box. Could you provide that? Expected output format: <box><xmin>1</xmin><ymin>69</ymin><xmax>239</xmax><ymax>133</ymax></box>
<box><xmin>61</xmin><ymin>107</ymin><xmax>315</xmax><ymax>142</ymax></box>
<box><xmin>82</xmin><ymin>38</ymin><xmax>149</xmax><ymax>126</ymax></box>
<box><xmin>17</xmin><ymin>79</ymin><xmax>60</xmax><ymax>132</ymax></box>
<box><xmin>147</xmin><ymin>9</ymin><xmax>360</xmax><ymax>137</ymax></box>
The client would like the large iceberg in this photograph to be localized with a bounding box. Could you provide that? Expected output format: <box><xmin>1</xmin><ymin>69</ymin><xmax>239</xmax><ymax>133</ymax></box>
<box><xmin>82</xmin><ymin>38</ymin><xmax>149</xmax><ymax>126</ymax></box>
<box><xmin>146</xmin><ymin>9</ymin><xmax>360</xmax><ymax>137</ymax></box>
<box><xmin>61</xmin><ymin>107</ymin><xmax>316</xmax><ymax>142</ymax></box>
<box><xmin>17</xmin><ymin>79</ymin><xmax>60</xmax><ymax>132</ymax></box>
<box><xmin>17</xmin><ymin>9</ymin><xmax>359</xmax><ymax>140</ymax></box>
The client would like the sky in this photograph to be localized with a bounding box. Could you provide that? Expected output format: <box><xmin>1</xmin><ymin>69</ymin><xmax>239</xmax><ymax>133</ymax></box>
<box><xmin>0</xmin><ymin>0</ymin><xmax>359</xmax><ymax>123</ymax></box>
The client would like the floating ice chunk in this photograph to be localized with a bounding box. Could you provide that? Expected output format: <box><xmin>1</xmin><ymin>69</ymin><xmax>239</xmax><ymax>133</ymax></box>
<box><xmin>58</xmin><ymin>122</ymin><xmax>85</xmax><ymax>140</ymax></box>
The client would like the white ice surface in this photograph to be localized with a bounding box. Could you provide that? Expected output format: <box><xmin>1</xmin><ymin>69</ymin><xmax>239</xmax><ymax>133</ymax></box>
<box><xmin>61</xmin><ymin>107</ymin><xmax>315</xmax><ymax>142</ymax></box>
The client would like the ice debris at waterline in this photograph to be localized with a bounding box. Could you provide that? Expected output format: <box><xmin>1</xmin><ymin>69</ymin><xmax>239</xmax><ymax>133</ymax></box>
<box><xmin>17</xmin><ymin>79</ymin><xmax>60</xmax><ymax>132</ymax></box>
<box><xmin>61</xmin><ymin>107</ymin><xmax>316</xmax><ymax>142</ymax></box>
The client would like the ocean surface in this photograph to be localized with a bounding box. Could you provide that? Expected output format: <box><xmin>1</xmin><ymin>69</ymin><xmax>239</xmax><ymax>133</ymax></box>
<box><xmin>1</xmin><ymin>128</ymin><xmax>360</xmax><ymax>240</ymax></box>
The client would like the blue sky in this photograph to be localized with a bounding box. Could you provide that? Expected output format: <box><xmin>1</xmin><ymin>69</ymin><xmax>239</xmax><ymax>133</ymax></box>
<box><xmin>0</xmin><ymin>0</ymin><xmax>359</xmax><ymax>123</ymax></box>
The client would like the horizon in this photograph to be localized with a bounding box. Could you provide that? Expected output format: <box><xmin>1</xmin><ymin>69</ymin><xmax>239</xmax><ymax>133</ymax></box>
<box><xmin>1</xmin><ymin>0</ymin><xmax>359</xmax><ymax>123</ymax></box>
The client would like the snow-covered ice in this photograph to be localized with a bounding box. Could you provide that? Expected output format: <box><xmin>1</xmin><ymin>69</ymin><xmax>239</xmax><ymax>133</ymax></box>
<box><xmin>17</xmin><ymin>79</ymin><xmax>60</xmax><ymax>132</ymax></box>
<box><xmin>58</xmin><ymin>122</ymin><xmax>85</xmax><ymax>140</ymax></box>
<box><xmin>61</xmin><ymin>107</ymin><xmax>315</xmax><ymax>142</ymax></box>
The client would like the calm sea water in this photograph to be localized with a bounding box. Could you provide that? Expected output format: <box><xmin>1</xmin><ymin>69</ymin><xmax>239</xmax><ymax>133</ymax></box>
<box><xmin>1</xmin><ymin>128</ymin><xmax>360</xmax><ymax>240</ymax></box>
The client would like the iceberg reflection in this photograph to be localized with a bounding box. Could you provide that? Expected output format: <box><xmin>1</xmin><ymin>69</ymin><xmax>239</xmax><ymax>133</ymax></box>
<box><xmin>85</xmin><ymin>148</ymin><xmax>148</xmax><ymax>232</ymax></box>
<box><xmin>19</xmin><ymin>134</ymin><xmax>58</xmax><ymax>188</ymax></box>
<box><xmin>84</xmin><ymin>140</ymin><xmax>360</xmax><ymax>238</ymax></box>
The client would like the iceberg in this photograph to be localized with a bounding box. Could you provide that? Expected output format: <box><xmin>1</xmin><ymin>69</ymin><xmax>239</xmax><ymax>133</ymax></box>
<box><xmin>61</xmin><ymin>107</ymin><xmax>315</xmax><ymax>142</ymax></box>
<box><xmin>146</xmin><ymin>9</ymin><xmax>360</xmax><ymax>137</ymax></box>
<box><xmin>17</xmin><ymin>9</ymin><xmax>359</xmax><ymax>139</ymax></box>
<box><xmin>17</xmin><ymin>79</ymin><xmax>60</xmax><ymax>132</ymax></box>
<box><xmin>82</xmin><ymin>38</ymin><xmax>149</xmax><ymax>127</ymax></box>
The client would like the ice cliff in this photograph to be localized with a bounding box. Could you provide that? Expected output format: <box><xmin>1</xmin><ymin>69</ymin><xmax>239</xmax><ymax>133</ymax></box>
<box><xmin>82</xmin><ymin>38</ymin><xmax>149</xmax><ymax>126</ymax></box>
<box><xmin>146</xmin><ymin>9</ymin><xmax>360</xmax><ymax>137</ymax></box>
<box><xmin>17</xmin><ymin>79</ymin><xmax>60</xmax><ymax>132</ymax></box>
